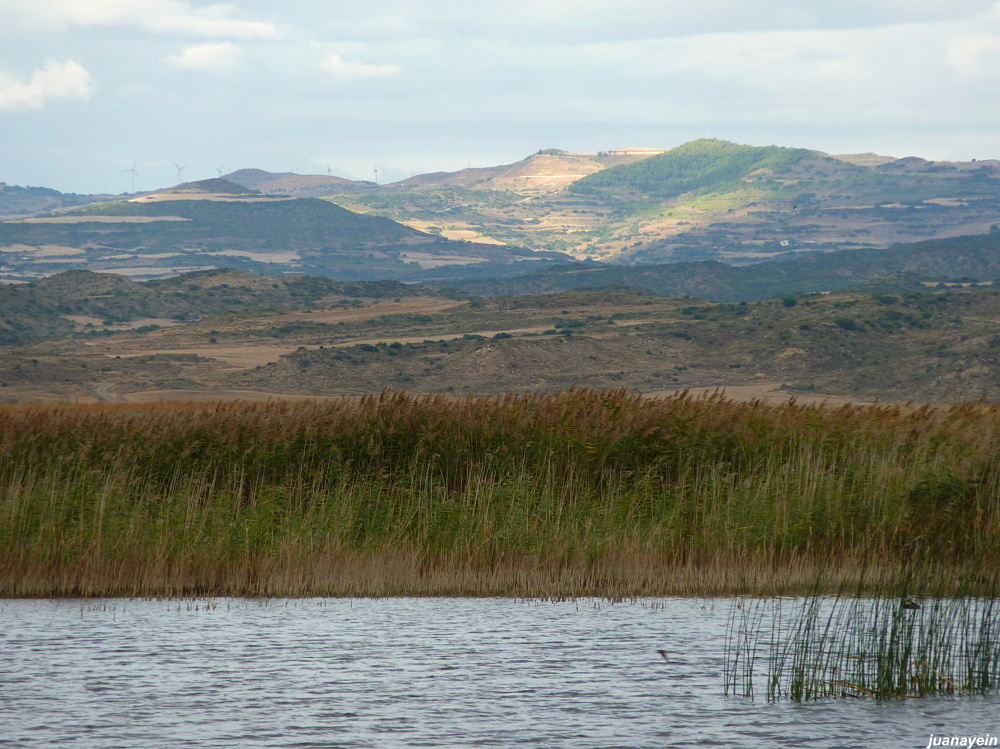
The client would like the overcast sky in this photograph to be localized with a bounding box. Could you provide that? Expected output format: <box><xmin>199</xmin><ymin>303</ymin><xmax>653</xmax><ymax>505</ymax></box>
<box><xmin>5</xmin><ymin>1</ymin><xmax>1000</xmax><ymax>194</ymax></box>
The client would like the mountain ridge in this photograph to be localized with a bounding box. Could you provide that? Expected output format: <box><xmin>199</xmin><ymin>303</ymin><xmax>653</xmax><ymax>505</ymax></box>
<box><xmin>7</xmin><ymin>138</ymin><xmax>1000</xmax><ymax>283</ymax></box>
<box><xmin>332</xmin><ymin>139</ymin><xmax>1000</xmax><ymax>264</ymax></box>
<box><xmin>0</xmin><ymin>185</ymin><xmax>566</xmax><ymax>283</ymax></box>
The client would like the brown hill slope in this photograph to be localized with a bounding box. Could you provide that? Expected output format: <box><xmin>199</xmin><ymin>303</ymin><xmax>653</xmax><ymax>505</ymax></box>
<box><xmin>8</xmin><ymin>284</ymin><xmax>1000</xmax><ymax>405</ymax></box>
<box><xmin>394</xmin><ymin>148</ymin><xmax>662</xmax><ymax>195</ymax></box>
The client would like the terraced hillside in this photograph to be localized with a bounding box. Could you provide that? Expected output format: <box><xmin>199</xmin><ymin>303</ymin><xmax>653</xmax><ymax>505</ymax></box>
<box><xmin>333</xmin><ymin>139</ymin><xmax>1000</xmax><ymax>263</ymax></box>
<box><xmin>0</xmin><ymin>180</ymin><xmax>564</xmax><ymax>283</ymax></box>
<box><xmin>8</xmin><ymin>139</ymin><xmax>1000</xmax><ymax>283</ymax></box>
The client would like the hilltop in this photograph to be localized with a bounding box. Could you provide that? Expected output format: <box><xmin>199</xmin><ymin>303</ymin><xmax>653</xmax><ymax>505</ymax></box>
<box><xmin>223</xmin><ymin>169</ymin><xmax>362</xmax><ymax>197</ymax></box>
<box><xmin>0</xmin><ymin>183</ymin><xmax>114</xmax><ymax>220</ymax></box>
<box><xmin>159</xmin><ymin>177</ymin><xmax>259</xmax><ymax>195</ymax></box>
<box><xmin>391</xmin><ymin>148</ymin><xmax>662</xmax><ymax>194</ymax></box>
<box><xmin>568</xmin><ymin>139</ymin><xmax>811</xmax><ymax>203</ymax></box>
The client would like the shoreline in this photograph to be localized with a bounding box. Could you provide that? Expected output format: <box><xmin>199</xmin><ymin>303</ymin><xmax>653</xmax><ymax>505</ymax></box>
<box><xmin>2</xmin><ymin>556</ymin><xmax>985</xmax><ymax>600</ymax></box>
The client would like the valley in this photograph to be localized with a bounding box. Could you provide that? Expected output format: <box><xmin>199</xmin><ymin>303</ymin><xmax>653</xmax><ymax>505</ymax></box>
<box><xmin>2</xmin><ymin>267</ymin><xmax>999</xmax><ymax>405</ymax></box>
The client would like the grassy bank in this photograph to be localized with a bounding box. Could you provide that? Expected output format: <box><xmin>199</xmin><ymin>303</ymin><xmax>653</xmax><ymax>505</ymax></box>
<box><xmin>1</xmin><ymin>390</ymin><xmax>998</xmax><ymax>597</ymax></box>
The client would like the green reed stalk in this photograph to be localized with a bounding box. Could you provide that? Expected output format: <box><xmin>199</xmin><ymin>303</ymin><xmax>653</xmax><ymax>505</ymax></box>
<box><xmin>726</xmin><ymin>566</ymin><xmax>1000</xmax><ymax>701</ymax></box>
<box><xmin>1</xmin><ymin>391</ymin><xmax>999</xmax><ymax>597</ymax></box>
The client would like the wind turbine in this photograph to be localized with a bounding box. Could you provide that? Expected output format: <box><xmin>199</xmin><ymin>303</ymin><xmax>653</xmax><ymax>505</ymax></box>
<box><xmin>326</xmin><ymin>163</ymin><xmax>332</xmax><ymax>176</ymax></box>
<box><xmin>373</xmin><ymin>165</ymin><xmax>379</xmax><ymax>185</ymax></box>
<box><xmin>123</xmin><ymin>161</ymin><xmax>139</xmax><ymax>194</ymax></box>
<box><xmin>174</xmin><ymin>162</ymin><xmax>186</xmax><ymax>185</ymax></box>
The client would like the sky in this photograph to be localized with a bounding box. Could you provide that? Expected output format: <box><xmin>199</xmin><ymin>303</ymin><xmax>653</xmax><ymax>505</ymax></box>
<box><xmin>5</xmin><ymin>1</ymin><xmax>1000</xmax><ymax>194</ymax></box>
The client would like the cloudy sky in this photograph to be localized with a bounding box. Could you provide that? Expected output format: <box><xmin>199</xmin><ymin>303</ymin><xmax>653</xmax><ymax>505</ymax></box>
<box><xmin>4</xmin><ymin>1</ymin><xmax>1000</xmax><ymax>194</ymax></box>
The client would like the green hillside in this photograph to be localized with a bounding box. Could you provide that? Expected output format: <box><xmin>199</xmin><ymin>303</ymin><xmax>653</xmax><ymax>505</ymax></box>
<box><xmin>569</xmin><ymin>138</ymin><xmax>812</xmax><ymax>203</ymax></box>
<box><xmin>8</xmin><ymin>141</ymin><xmax>1000</xmax><ymax>281</ymax></box>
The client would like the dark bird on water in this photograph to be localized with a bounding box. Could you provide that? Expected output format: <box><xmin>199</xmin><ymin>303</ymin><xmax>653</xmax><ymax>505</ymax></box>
<box><xmin>902</xmin><ymin>599</ymin><xmax>920</xmax><ymax>610</ymax></box>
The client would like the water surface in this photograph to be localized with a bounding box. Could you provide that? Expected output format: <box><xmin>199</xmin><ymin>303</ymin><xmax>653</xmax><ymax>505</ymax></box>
<box><xmin>1</xmin><ymin>597</ymin><xmax>994</xmax><ymax>747</ymax></box>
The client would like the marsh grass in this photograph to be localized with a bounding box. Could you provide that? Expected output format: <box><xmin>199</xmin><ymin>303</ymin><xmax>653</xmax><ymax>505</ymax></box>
<box><xmin>1</xmin><ymin>389</ymin><xmax>998</xmax><ymax>597</ymax></box>
<box><xmin>725</xmin><ymin>567</ymin><xmax>1000</xmax><ymax>701</ymax></box>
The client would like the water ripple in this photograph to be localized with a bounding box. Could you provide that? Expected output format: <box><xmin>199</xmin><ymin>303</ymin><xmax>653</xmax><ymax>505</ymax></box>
<box><xmin>0</xmin><ymin>598</ymin><xmax>995</xmax><ymax>748</ymax></box>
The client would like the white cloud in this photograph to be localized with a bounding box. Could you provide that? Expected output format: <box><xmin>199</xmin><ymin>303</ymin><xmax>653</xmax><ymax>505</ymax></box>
<box><xmin>168</xmin><ymin>42</ymin><xmax>243</xmax><ymax>72</ymax></box>
<box><xmin>0</xmin><ymin>59</ymin><xmax>94</xmax><ymax>111</ymax></box>
<box><xmin>0</xmin><ymin>0</ymin><xmax>280</xmax><ymax>39</ymax></box>
<box><xmin>817</xmin><ymin>55</ymin><xmax>866</xmax><ymax>78</ymax></box>
<box><xmin>276</xmin><ymin>0</ymin><xmax>999</xmax><ymax>46</ymax></box>
<box><xmin>10</xmin><ymin>1</ymin><xmax>1000</xmax><ymax>194</ymax></box>
<box><xmin>947</xmin><ymin>32</ymin><xmax>1000</xmax><ymax>74</ymax></box>
<box><xmin>323</xmin><ymin>53</ymin><xmax>399</xmax><ymax>79</ymax></box>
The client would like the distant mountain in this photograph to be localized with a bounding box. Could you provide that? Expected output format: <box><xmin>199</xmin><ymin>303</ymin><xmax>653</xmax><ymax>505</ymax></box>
<box><xmin>0</xmin><ymin>180</ymin><xmax>566</xmax><ymax>283</ymax></box>
<box><xmin>334</xmin><ymin>139</ymin><xmax>1000</xmax><ymax>265</ymax></box>
<box><xmin>10</xmin><ymin>138</ymin><xmax>1000</xmax><ymax>283</ymax></box>
<box><xmin>218</xmin><ymin>150</ymin><xmax>662</xmax><ymax>203</ymax></box>
<box><xmin>224</xmin><ymin>169</ymin><xmax>364</xmax><ymax>198</ymax></box>
<box><xmin>219</xmin><ymin>151</ymin><xmax>663</xmax><ymax>199</ymax></box>
<box><xmin>446</xmin><ymin>229</ymin><xmax>1000</xmax><ymax>302</ymax></box>
<box><xmin>568</xmin><ymin>139</ymin><xmax>812</xmax><ymax>203</ymax></box>
<box><xmin>390</xmin><ymin>148</ymin><xmax>662</xmax><ymax>194</ymax></box>
<box><xmin>0</xmin><ymin>183</ymin><xmax>113</xmax><ymax>220</ymax></box>
<box><xmin>170</xmin><ymin>177</ymin><xmax>258</xmax><ymax>195</ymax></box>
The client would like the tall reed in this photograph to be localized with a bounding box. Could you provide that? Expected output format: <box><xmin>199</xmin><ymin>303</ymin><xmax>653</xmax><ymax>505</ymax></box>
<box><xmin>1</xmin><ymin>390</ymin><xmax>998</xmax><ymax>597</ymax></box>
<box><xmin>725</xmin><ymin>567</ymin><xmax>1000</xmax><ymax>701</ymax></box>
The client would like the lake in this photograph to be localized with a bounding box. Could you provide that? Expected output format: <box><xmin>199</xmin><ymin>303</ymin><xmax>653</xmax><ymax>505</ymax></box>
<box><xmin>1</xmin><ymin>597</ymin><xmax>995</xmax><ymax>748</ymax></box>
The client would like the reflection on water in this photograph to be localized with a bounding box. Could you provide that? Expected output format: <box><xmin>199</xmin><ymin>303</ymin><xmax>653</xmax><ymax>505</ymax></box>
<box><xmin>0</xmin><ymin>597</ymin><xmax>994</xmax><ymax>748</ymax></box>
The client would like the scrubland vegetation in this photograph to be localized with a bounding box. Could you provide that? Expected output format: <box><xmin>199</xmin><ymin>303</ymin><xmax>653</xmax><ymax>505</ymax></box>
<box><xmin>1</xmin><ymin>389</ymin><xmax>997</xmax><ymax>598</ymax></box>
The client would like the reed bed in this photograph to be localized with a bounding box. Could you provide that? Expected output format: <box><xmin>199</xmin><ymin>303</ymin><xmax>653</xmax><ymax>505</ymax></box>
<box><xmin>724</xmin><ymin>568</ymin><xmax>1000</xmax><ymax>701</ymax></box>
<box><xmin>0</xmin><ymin>389</ymin><xmax>998</xmax><ymax>597</ymax></box>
